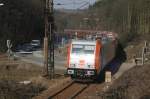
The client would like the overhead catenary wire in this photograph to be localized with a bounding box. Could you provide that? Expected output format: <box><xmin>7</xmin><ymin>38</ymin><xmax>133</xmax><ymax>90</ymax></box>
<box><xmin>77</xmin><ymin>2</ymin><xmax>89</xmax><ymax>9</ymax></box>
<box><xmin>54</xmin><ymin>1</ymin><xmax>87</xmax><ymax>6</ymax></box>
<box><xmin>54</xmin><ymin>0</ymin><xmax>93</xmax><ymax>9</ymax></box>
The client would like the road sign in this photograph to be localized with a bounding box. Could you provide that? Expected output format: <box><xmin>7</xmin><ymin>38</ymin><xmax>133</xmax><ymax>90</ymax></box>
<box><xmin>7</xmin><ymin>40</ymin><xmax>13</xmax><ymax>59</ymax></box>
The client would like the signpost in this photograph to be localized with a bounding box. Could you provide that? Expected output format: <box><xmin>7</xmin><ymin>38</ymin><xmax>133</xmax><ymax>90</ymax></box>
<box><xmin>7</xmin><ymin>40</ymin><xmax>13</xmax><ymax>60</ymax></box>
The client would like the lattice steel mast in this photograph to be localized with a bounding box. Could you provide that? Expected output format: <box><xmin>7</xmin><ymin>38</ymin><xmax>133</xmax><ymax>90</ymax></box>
<box><xmin>44</xmin><ymin>0</ymin><xmax>54</xmax><ymax>79</ymax></box>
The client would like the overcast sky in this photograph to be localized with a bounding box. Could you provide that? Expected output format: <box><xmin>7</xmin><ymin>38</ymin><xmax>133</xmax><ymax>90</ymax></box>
<box><xmin>54</xmin><ymin>0</ymin><xmax>97</xmax><ymax>9</ymax></box>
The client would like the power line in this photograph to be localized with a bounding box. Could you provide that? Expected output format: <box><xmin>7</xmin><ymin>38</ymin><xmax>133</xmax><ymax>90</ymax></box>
<box><xmin>54</xmin><ymin>1</ymin><xmax>86</xmax><ymax>6</ymax></box>
<box><xmin>77</xmin><ymin>2</ymin><xmax>89</xmax><ymax>9</ymax></box>
<box><xmin>54</xmin><ymin>0</ymin><xmax>94</xmax><ymax>9</ymax></box>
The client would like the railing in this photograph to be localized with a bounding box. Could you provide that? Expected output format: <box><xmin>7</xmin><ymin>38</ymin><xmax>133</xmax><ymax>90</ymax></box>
<box><xmin>134</xmin><ymin>41</ymin><xmax>150</xmax><ymax>65</ymax></box>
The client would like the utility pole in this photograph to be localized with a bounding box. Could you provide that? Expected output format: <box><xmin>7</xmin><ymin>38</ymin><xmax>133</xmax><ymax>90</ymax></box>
<box><xmin>44</xmin><ymin>0</ymin><xmax>54</xmax><ymax>79</ymax></box>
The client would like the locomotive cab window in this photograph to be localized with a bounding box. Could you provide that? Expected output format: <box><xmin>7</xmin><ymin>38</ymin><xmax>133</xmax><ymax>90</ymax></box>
<box><xmin>72</xmin><ymin>44</ymin><xmax>83</xmax><ymax>53</ymax></box>
<box><xmin>84</xmin><ymin>45</ymin><xmax>95</xmax><ymax>54</ymax></box>
<box><xmin>72</xmin><ymin>44</ymin><xmax>95</xmax><ymax>54</ymax></box>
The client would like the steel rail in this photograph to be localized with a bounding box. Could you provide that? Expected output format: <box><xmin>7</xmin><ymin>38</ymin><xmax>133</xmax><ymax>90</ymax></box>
<box><xmin>48</xmin><ymin>81</ymin><xmax>74</xmax><ymax>99</ymax></box>
<box><xmin>69</xmin><ymin>84</ymin><xmax>89</xmax><ymax>99</ymax></box>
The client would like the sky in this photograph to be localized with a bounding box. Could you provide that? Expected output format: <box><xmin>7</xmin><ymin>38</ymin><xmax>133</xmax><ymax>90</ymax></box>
<box><xmin>54</xmin><ymin>0</ymin><xmax>97</xmax><ymax>9</ymax></box>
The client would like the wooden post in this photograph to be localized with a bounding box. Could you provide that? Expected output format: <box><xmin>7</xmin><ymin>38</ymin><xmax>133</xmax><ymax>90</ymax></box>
<box><xmin>105</xmin><ymin>71</ymin><xmax>112</xmax><ymax>83</ymax></box>
<box><xmin>104</xmin><ymin>71</ymin><xmax>112</xmax><ymax>91</ymax></box>
<box><xmin>142</xmin><ymin>47</ymin><xmax>145</xmax><ymax>65</ymax></box>
<box><xmin>144</xmin><ymin>41</ymin><xmax>147</xmax><ymax>47</ymax></box>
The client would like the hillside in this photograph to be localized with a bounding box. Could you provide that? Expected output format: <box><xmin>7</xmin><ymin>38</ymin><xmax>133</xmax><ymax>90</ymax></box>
<box><xmin>102</xmin><ymin>64</ymin><xmax>150</xmax><ymax>99</ymax></box>
<box><xmin>89</xmin><ymin>0</ymin><xmax>150</xmax><ymax>45</ymax></box>
<box><xmin>56</xmin><ymin>0</ymin><xmax>150</xmax><ymax>46</ymax></box>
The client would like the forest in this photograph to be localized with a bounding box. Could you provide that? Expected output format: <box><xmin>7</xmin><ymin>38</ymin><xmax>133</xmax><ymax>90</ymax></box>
<box><xmin>58</xmin><ymin>0</ymin><xmax>150</xmax><ymax>46</ymax></box>
<box><xmin>0</xmin><ymin>0</ymin><xmax>150</xmax><ymax>52</ymax></box>
<box><xmin>0</xmin><ymin>0</ymin><xmax>44</xmax><ymax>52</ymax></box>
<box><xmin>90</xmin><ymin>0</ymin><xmax>150</xmax><ymax>46</ymax></box>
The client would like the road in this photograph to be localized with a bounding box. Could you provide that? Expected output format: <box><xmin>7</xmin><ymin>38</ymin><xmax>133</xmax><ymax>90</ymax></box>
<box><xmin>113</xmin><ymin>62</ymin><xmax>135</xmax><ymax>79</ymax></box>
<box><xmin>14</xmin><ymin>51</ymin><xmax>137</xmax><ymax>79</ymax></box>
<box><xmin>14</xmin><ymin>51</ymin><xmax>67</xmax><ymax>71</ymax></box>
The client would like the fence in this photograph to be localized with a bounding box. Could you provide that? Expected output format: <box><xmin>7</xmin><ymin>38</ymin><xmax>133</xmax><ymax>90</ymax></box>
<box><xmin>134</xmin><ymin>41</ymin><xmax>150</xmax><ymax>65</ymax></box>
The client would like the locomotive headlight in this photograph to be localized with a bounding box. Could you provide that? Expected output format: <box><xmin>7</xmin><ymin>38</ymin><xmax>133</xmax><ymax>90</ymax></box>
<box><xmin>87</xmin><ymin>70</ymin><xmax>95</xmax><ymax>75</ymax></box>
<box><xmin>68</xmin><ymin>69</ymin><xmax>74</xmax><ymax>74</ymax></box>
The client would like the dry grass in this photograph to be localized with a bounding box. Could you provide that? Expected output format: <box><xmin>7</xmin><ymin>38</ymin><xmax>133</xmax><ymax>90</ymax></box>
<box><xmin>105</xmin><ymin>64</ymin><xmax>150</xmax><ymax>99</ymax></box>
<box><xmin>0</xmin><ymin>54</ymin><xmax>43</xmax><ymax>81</ymax></box>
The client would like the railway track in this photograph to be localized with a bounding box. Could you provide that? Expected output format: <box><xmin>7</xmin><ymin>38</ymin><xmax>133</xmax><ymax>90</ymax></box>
<box><xmin>48</xmin><ymin>81</ymin><xmax>90</xmax><ymax>99</ymax></box>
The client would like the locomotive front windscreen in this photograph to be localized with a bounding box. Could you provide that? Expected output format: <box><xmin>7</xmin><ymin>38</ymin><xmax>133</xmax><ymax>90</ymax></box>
<box><xmin>72</xmin><ymin>44</ymin><xmax>95</xmax><ymax>54</ymax></box>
